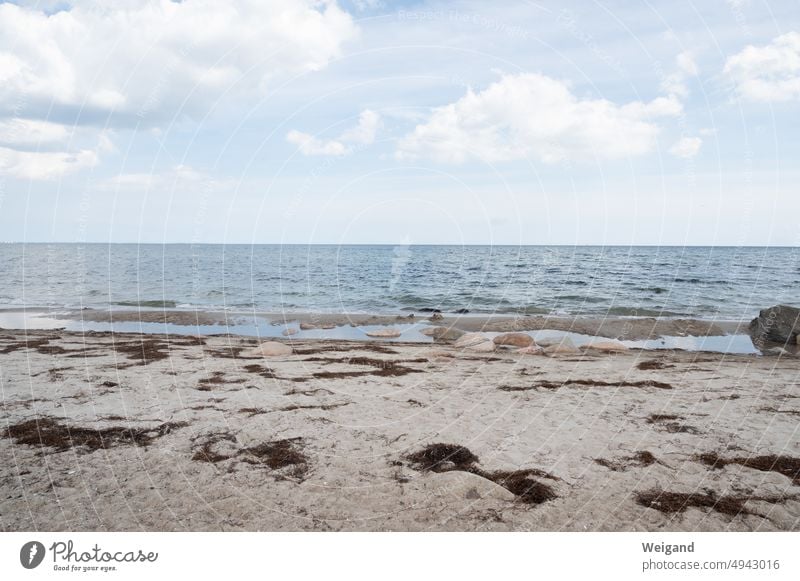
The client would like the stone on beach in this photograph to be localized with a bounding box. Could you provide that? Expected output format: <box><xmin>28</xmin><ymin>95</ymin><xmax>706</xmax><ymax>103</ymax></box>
<box><xmin>422</xmin><ymin>471</ymin><xmax>516</xmax><ymax>502</ymax></box>
<box><xmin>749</xmin><ymin>304</ymin><xmax>800</xmax><ymax>346</ymax></box>
<box><xmin>466</xmin><ymin>340</ymin><xmax>496</xmax><ymax>352</ymax></box>
<box><xmin>454</xmin><ymin>332</ymin><xmax>491</xmax><ymax>348</ymax></box>
<box><xmin>543</xmin><ymin>338</ymin><xmax>579</xmax><ymax>355</ymax></box>
<box><xmin>244</xmin><ymin>341</ymin><xmax>293</xmax><ymax>357</ymax></box>
<box><xmin>493</xmin><ymin>332</ymin><xmax>534</xmax><ymax>348</ymax></box>
<box><xmin>282</xmin><ymin>328</ymin><xmax>299</xmax><ymax>336</ymax></box>
<box><xmin>365</xmin><ymin>328</ymin><xmax>402</xmax><ymax>338</ymax></box>
<box><xmin>299</xmin><ymin>323</ymin><xmax>317</xmax><ymax>330</ymax></box>
<box><xmin>421</xmin><ymin>326</ymin><xmax>466</xmax><ymax>342</ymax></box>
<box><xmin>584</xmin><ymin>340</ymin><xmax>628</xmax><ymax>352</ymax></box>
<box><xmin>516</xmin><ymin>345</ymin><xmax>543</xmax><ymax>355</ymax></box>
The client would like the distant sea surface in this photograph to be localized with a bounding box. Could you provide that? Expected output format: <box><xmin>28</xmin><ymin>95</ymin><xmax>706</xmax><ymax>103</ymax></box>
<box><xmin>1</xmin><ymin>244</ymin><xmax>798</xmax><ymax>320</ymax></box>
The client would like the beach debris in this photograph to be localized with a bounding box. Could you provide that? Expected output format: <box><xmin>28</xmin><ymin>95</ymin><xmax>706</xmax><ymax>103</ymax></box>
<box><xmin>543</xmin><ymin>338</ymin><xmax>579</xmax><ymax>355</ymax></box>
<box><xmin>3</xmin><ymin>417</ymin><xmax>187</xmax><ymax>452</ymax></box>
<box><xmin>696</xmin><ymin>452</ymin><xmax>800</xmax><ymax>485</ymax></box>
<box><xmin>365</xmin><ymin>328</ymin><xmax>402</xmax><ymax>338</ymax></box>
<box><xmin>243</xmin><ymin>341</ymin><xmax>293</xmax><ymax>357</ymax></box>
<box><xmin>635</xmin><ymin>488</ymin><xmax>793</xmax><ymax>517</ymax></box>
<box><xmin>584</xmin><ymin>340</ymin><xmax>628</xmax><ymax>352</ymax></box>
<box><xmin>191</xmin><ymin>433</ymin><xmax>309</xmax><ymax>480</ymax></box>
<box><xmin>493</xmin><ymin>332</ymin><xmax>534</xmax><ymax>348</ymax></box>
<box><xmin>516</xmin><ymin>345</ymin><xmax>544</xmax><ymax>355</ymax></box>
<box><xmin>637</xmin><ymin>358</ymin><xmax>671</xmax><ymax>370</ymax></box>
<box><xmin>454</xmin><ymin>332</ymin><xmax>491</xmax><ymax>348</ymax></box>
<box><xmin>197</xmin><ymin>371</ymin><xmax>246</xmax><ymax>391</ymax></box>
<box><xmin>749</xmin><ymin>304</ymin><xmax>800</xmax><ymax>347</ymax></box>
<box><xmin>595</xmin><ymin>451</ymin><xmax>658</xmax><ymax>472</ymax></box>
<box><xmin>282</xmin><ymin>328</ymin><xmax>299</xmax><ymax>336</ymax></box>
<box><xmin>499</xmin><ymin>378</ymin><xmax>673</xmax><ymax>392</ymax></box>
<box><xmin>430</xmin><ymin>313</ymin><xmax>444</xmax><ymax>321</ymax></box>
<box><xmin>403</xmin><ymin>443</ymin><xmax>558</xmax><ymax>505</ymax></box>
<box><xmin>646</xmin><ymin>414</ymin><xmax>700</xmax><ymax>434</ymax></box>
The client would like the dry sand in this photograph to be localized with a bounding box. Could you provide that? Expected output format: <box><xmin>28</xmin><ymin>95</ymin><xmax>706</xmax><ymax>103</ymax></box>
<box><xmin>1</xmin><ymin>329</ymin><xmax>798</xmax><ymax>532</ymax></box>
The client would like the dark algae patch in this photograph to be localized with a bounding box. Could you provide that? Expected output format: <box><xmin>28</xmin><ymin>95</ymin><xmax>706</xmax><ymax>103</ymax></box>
<box><xmin>595</xmin><ymin>451</ymin><xmax>658</xmax><ymax>472</ymax></box>
<box><xmin>696</xmin><ymin>452</ymin><xmax>800</xmax><ymax>485</ymax></box>
<box><xmin>500</xmin><ymin>378</ymin><xmax>673</xmax><ymax>392</ymax></box>
<box><xmin>646</xmin><ymin>414</ymin><xmax>700</xmax><ymax>434</ymax></box>
<box><xmin>3</xmin><ymin>417</ymin><xmax>187</xmax><ymax>452</ymax></box>
<box><xmin>191</xmin><ymin>432</ymin><xmax>309</xmax><ymax>480</ymax></box>
<box><xmin>403</xmin><ymin>443</ymin><xmax>557</xmax><ymax>505</ymax></box>
<box><xmin>636</xmin><ymin>489</ymin><xmax>792</xmax><ymax>517</ymax></box>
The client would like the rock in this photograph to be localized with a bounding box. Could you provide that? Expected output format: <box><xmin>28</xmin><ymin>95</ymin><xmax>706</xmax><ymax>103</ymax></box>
<box><xmin>543</xmin><ymin>338</ymin><xmax>579</xmax><ymax>355</ymax></box>
<box><xmin>422</xmin><ymin>471</ymin><xmax>516</xmax><ymax>502</ymax></box>
<box><xmin>584</xmin><ymin>340</ymin><xmax>628</xmax><ymax>352</ymax></box>
<box><xmin>749</xmin><ymin>305</ymin><xmax>800</xmax><ymax>346</ymax></box>
<box><xmin>454</xmin><ymin>308</ymin><xmax>470</xmax><ymax>314</ymax></box>
<box><xmin>320</xmin><ymin>324</ymin><xmax>336</xmax><ymax>330</ymax></box>
<box><xmin>243</xmin><ymin>341</ymin><xmax>293</xmax><ymax>357</ymax></box>
<box><xmin>419</xmin><ymin>308</ymin><xmax>442</xmax><ymax>313</ymax></box>
<box><xmin>466</xmin><ymin>340</ymin><xmax>496</xmax><ymax>352</ymax></box>
<box><xmin>365</xmin><ymin>328</ymin><xmax>402</xmax><ymax>338</ymax></box>
<box><xmin>516</xmin><ymin>345</ymin><xmax>544</xmax><ymax>355</ymax></box>
<box><xmin>493</xmin><ymin>332</ymin><xmax>534</xmax><ymax>348</ymax></box>
<box><xmin>454</xmin><ymin>332</ymin><xmax>491</xmax><ymax>348</ymax></box>
<box><xmin>421</xmin><ymin>326</ymin><xmax>465</xmax><ymax>342</ymax></box>
<box><xmin>299</xmin><ymin>322</ymin><xmax>317</xmax><ymax>330</ymax></box>
<box><xmin>762</xmin><ymin>346</ymin><xmax>791</xmax><ymax>357</ymax></box>
<box><xmin>430</xmin><ymin>313</ymin><xmax>444</xmax><ymax>321</ymax></box>
<box><xmin>282</xmin><ymin>328</ymin><xmax>299</xmax><ymax>336</ymax></box>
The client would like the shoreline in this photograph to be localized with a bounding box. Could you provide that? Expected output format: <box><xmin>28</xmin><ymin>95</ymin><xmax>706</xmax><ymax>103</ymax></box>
<box><xmin>1</xmin><ymin>307</ymin><xmax>747</xmax><ymax>341</ymax></box>
<box><xmin>1</xmin><ymin>328</ymin><xmax>798</xmax><ymax>531</ymax></box>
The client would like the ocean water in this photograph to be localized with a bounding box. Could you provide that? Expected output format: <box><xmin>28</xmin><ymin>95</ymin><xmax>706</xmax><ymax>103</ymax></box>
<box><xmin>0</xmin><ymin>244</ymin><xmax>797</xmax><ymax>320</ymax></box>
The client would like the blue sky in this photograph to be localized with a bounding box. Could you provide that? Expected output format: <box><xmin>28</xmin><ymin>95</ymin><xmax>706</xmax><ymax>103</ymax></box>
<box><xmin>0</xmin><ymin>0</ymin><xmax>798</xmax><ymax>245</ymax></box>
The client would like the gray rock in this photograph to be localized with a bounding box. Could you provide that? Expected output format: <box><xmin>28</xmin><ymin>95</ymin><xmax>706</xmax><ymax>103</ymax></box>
<box><xmin>749</xmin><ymin>305</ymin><xmax>800</xmax><ymax>346</ymax></box>
<box><xmin>421</xmin><ymin>326</ymin><xmax>466</xmax><ymax>342</ymax></box>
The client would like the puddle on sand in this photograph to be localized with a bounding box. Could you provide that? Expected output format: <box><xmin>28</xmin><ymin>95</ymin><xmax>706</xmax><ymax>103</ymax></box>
<box><xmin>0</xmin><ymin>310</ymin><xmax>761</xmax><ymax>354</ymax></box>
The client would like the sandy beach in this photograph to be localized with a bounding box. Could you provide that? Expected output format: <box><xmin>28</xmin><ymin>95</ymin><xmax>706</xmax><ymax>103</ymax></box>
<box><xmin>1</xmin><ymin>327</ymin><xmax>798</xmax><ymax>531</ymax></box>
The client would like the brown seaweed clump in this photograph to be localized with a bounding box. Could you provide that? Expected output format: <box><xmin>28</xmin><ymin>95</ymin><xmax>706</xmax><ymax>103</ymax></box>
<box><xmin>595</xmin><ymin>451</ymin><xmax>658</xmax><ymax>472</ymax></box>
<box><xmin>635</xmin><ymin>489</ymin><xmax>790</xmax><ymax>517</ymax></box>
<box><xmin>403</xmin><ymin>443</ymin><xmax>557</xmax><ymax>505</ymax></box>
<box><xmin>3</xmin><ymin>417</ymin><xmax>187</xmax><ymax>452</ymax></box>
<box><xmin>191</xmin><ymin>433</ymin><xmax>309</xmax><ymax>480</ymax></box>
<box><xmin>696</xmin><ymin>452</ymin><xmax>800</xmax><ymax>485</ymax></box>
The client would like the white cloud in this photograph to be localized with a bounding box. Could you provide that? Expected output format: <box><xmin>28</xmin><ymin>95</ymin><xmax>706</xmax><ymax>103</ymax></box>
<box><xmin>396</xmin><ymin>73</ymin><xmax>682</xmax><ymax>164</ymax></box>
<box><xmin>660</xmin><ymin>51</ymin><xmax>698</xmax><ymax>98</ymax></box>
<box><xmin>0</xmin><ymin>1</ymin><xmax>358</xmax><ymax>122</ymax></box>
<box><xmin>287</xmin><ymin>109</ymin><xmax>381</xmax><ymax>156</ymax></box>
<box><xmin>724</xmin><ymin>32</ymin><xmax>800</xmax><ymax>102</ymax></box>
<box><xmin>102</xmin><ymin>165</ymin><xmax>232</xmax><ymax>192</ymax></box>
<box><xmin>669</xmin><ymin>136</ymin><xmax>702</xmax><ymax>158</ymax></box>
<box><xmin>0</xmin><ymin>118</ymin><xmax>70</xmax><ymax>146</ymax></box>
<box><xmin>287</xmin><ymin>130</ymin><xmax>350</xmax><ymax>156</ymax></box>
<box><xmin>0</xmin><ymin>147</ymin><xmax>97</xmax><ymax>180</ymax></box>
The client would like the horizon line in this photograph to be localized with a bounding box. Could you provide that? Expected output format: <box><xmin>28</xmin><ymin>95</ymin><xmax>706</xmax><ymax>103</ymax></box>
<box><xmin>3</xmin><ymin>242</ymin><xmax>799</xmax><ymax>248</ymax></box>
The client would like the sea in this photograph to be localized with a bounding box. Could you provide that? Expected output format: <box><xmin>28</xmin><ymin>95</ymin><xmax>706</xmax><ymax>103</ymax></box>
<box><xmin>0</xmin><ymin>244</ymin><xmax>797</xmax><ymax>321</ymax></box>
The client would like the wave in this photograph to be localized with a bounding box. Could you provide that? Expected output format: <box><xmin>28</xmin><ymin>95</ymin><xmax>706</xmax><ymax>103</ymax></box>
<box><xmin>114</xmin><ymin>300</ymin><xmax>178</xmax><ymax>308</ymax></box>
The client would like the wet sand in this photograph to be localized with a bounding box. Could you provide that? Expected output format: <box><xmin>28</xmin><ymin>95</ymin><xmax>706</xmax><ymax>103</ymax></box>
<box><xmin>37</xmin><ymin>308</ymin><xmax>745</xmax><ymax>341</ymax></box>
<box><xmin>1</xmin><ymin>329</ymin><xmax>798</xmax><ymax>531</ymax></box>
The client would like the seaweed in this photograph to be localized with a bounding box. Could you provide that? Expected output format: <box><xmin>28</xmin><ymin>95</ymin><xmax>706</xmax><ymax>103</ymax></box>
<box><xmin>403</xmin><ymin>443</ymin><xmax>558</xmax><ymax>505</ymax></box>
<box><xmin>696</xmin><ymin>452</ymin><xmax>800</xmax><ymax>485</ymax></box>
<box><xmin>636</xmin><ymin>488</ymin><xmax>791</xmax><ymax>517</ymax></box>
<box><xmin>3</xmin><ymin>417</ymin><xmax>187</xmax><ymax>452</ymax></box>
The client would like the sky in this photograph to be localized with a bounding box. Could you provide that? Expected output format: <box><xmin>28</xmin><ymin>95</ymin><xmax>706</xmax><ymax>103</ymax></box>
<box><xmin>0</xmin><ymin>0</ymin><xmax>798</xmax><ymax>245</ymax></box>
